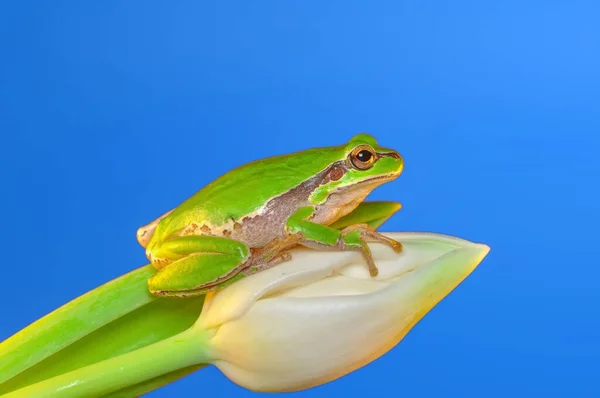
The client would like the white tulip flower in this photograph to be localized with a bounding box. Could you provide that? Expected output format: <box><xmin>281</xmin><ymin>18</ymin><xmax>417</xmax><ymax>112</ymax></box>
<box><xmin>1</xmin><ymin>232</ymin><xmax>489</xmax><ymax>397</ymax></box>
<box><xmin>194</xmin><ymin>232</ymin><xmax>490</xmax><ymax>392</ymax></box>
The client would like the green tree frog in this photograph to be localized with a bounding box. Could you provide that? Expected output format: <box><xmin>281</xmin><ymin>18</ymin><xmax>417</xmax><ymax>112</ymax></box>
<box><xmin>137</xmin><ymin>133</ymin><xmax>404</xmax><ymax>297</ymax></box>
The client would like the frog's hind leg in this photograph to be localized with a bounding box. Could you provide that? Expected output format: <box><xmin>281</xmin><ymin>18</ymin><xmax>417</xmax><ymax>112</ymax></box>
<box><xmin>241</xmin><ymin>250</ymin><xmax>294</xmax><ymax>277</ymax></box>
<box><xmin>241</xmin><ymin>232</ymin><xmax>305</xmax><ymax>276</ymax></box>
<box><xmin>147</xmin><ymin>236</ymin><xmax>250</xmax><ymax>298</ymax></box>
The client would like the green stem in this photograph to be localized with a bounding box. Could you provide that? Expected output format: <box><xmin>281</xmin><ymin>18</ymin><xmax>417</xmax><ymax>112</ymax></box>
<box><xmin>0</xmin><ymin>265</ymin><xmax>157</xmax><ymax>385</ymax></box>
<box><xmin>2</xmin><ymin>327</ymin><xmax>212</xmax><ymax>398</ymax></box>
<box><xmin>101</xmin><ymin>364</ymin><xmax>206</xmax><ymax>398</ymax></box>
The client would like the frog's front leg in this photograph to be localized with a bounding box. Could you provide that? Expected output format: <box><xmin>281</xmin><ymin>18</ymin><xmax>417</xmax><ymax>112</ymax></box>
<box><xmin>286</xmin><ymin>206</ymin><xmax>403</xmax><ymax>277</ymax></box>
<box><xmin>147</xmin><ymin>236</ymin><xmax>250</xmax><ymax>298</ymax></box>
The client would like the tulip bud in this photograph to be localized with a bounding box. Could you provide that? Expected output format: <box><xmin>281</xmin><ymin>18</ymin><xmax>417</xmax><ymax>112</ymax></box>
<box><xmin>194</xmin><ymin>232</ymin><xmax>490</xmax><ymax>392</ymax></box>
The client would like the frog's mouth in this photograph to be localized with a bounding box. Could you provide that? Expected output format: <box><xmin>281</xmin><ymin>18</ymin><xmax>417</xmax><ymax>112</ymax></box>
<box><xmin>324</xmin><ymin>172</ymin><xmax>399</xmax><ymax>211</ymax></box>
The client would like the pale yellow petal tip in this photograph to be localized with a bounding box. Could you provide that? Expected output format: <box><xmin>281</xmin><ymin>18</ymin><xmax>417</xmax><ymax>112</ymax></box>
<box><xmin>476</xmin><ymin>243</ymin><xmax>491</xmax><ymax>261</ymax></box>
<box><xmin>467</xmin><ymin>242</ymin><xmax>491</xmax><ymax>271</ymax></box>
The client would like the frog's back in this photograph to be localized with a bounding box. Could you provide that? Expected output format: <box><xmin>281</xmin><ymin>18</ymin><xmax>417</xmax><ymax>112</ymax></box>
<box><xmin>160</xmin><ymin>145</ymin><xmax>341</xmax><ymax>235</ymax></box>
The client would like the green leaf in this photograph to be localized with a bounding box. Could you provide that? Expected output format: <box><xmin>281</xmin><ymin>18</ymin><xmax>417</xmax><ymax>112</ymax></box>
<box><xmin>0</xmin><ymin>265</ymin><xmax>205</xmax><ymax>396</ymax></box>
<box><xmin>329</xmin><ymin>201</ymin><xmax>402</xmax><ymax>230</ymax></box>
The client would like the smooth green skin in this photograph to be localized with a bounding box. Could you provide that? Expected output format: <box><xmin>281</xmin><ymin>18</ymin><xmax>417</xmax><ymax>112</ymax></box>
<box><xmin>0</xmin><ymin>201</ymin><xmax>399</xmax><ymax>396</ymax></box>
<box><xmin>143</xmin><ymin>133</ymin><xmax>403</xmax><ymax>297</ymax></box>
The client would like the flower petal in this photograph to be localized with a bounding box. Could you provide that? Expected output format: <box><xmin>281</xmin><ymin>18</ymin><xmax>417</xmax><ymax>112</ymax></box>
<box><xmin>196</xmin><ymin>248</ymin><xmax>358</xmax><ymax>330</ymax></box>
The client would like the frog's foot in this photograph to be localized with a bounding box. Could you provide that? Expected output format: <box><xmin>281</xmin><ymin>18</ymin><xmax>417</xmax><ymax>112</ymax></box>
<box><xmin>338</xmin><ymin>223</ymin><xmax>403</xmax><ymax>277</ymax></box>
<box><xmin>242</xmin><ymin>252</ymin><xmax>292</xmax><ymax>277</ymax></box>
<box><xmin>241</xmin><ymin>232</ymin><xmax>305</xmax><ymax>276</ymax></box>
<box><xmin>254</xmin><ymin>232</ymin><xmax>305</xmax><ymax>261</ymax></box>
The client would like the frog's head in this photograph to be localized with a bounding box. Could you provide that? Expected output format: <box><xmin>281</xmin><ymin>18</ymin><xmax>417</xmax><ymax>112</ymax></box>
<box><xmin>310</xmin><ymin>133</ymin><xmax>403</xmax><ymax>209</ymax></box>
<box><xmin>341</xmin><ymin>133</ymin><xmax>403</xmax><ymax>183</ymax></box>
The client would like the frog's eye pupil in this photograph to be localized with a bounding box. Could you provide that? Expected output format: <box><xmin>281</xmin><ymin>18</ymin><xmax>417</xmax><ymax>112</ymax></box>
<box><xmin>357</xmin><ymin>150</ymin><xmax>372</xmax><ymax>162</ymax></box>
<box><xmin>349</xmin><ymin>146</ymin><xmax>376</xmax><ymax>170</ymax></box>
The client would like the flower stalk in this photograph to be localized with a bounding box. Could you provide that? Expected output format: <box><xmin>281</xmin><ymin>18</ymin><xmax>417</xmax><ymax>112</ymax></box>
<box><xmin>0</xmin><ymin>266</ymin><xmax>206</xmax><ymax>396</ymax></box>
<box><xmin>1</xmin><ymin>327</ymin><xmax>212</xmax><ymax>398</ymax></box>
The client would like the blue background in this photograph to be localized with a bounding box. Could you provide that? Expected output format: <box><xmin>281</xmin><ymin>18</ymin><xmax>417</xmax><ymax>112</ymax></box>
<box><xmin>1</xmin><ymin>1</ymin><xmax>599</xmax><ymax>396</ymax></box>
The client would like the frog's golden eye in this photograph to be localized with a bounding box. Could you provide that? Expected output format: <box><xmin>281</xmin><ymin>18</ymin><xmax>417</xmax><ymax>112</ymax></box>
<box><xmin>349</xmin><ymin>145</ymin><xmax>377</xmax><ymax>170</ymax></box>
